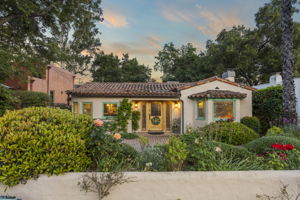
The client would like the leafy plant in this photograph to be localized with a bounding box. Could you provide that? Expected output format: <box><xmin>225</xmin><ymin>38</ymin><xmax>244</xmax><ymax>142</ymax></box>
<box><xmin>78</xmin><ymin>172</ymin><xmax>134</xmax><ymax>200</ymax></box>
<box><xmin>0</xmin><ymin>85</ymin><xmax>19</xmax><ymax>116</ymax></box>
<box><xmin>241</xmin><ymin>116</ymin><xmax>261</xmax><ymax>133</ymax></box>
<box><xmin>266</xmin><ymin>126</ymin><xmax>284</xmax><ymax>136</ymax></box>
<box><xmin>138</xmin><ymin>136</ymin><xmax>150</xmax><ymax>151</ymax></box>
<box><xmin>114</xmin><ymin>99</ymin><xmax>132</xmax><ymax>133</ymax></box>
<box><xmin>200</xmin><ymin>122</ymin><xmax>259</xmax><ymax>145</ymax></box>
<box><xmin>13</xmin><ymin>90</ymin><xmax>50</xmax><ymax>108</ymax></box>
<box><xmin>253</xmin><ymin>85</ymin><xmax>283</xmax><ymax>134</ymax></box>
<box><xmin>172</xmin><ymin>118</ymin><xmax>181</xmax><ymax>134</ymax></box>
<box><xmin>88</xmin><ymin>120</ymin><xmax>138</xmax><ymax>172</ymax></box>
<box><xmin>138</xmin><ymin>146</ymin><xmax>165</xmax><ymax>171</ymax></box>
<box><xmin>164</xmin><ymin>136</ymin><xmax>188</xmax><ymax>171</ymax></box>
<box><xmin>0</xmin><ymin>107</ymin><xmax>93</xmax><ymax>186</ymax></box>
<box><xmin>131</xmin><ymin>110</ymin><xmax>140</xmax><ymax>131</ymax></box>
<box><xmin>244</xmin><ymin>136</ymin><xmax>300</xmax><ymax>154</ymax></box>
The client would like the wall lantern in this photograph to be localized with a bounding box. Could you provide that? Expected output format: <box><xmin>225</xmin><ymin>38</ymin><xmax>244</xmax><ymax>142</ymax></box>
<box><xmin>175</xmin><ymin>103</ymin><xmax>179</xmax><ymax>108</ymax></box>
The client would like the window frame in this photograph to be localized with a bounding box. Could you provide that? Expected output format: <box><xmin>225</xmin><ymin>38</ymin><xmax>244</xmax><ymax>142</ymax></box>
<box><xmin>73</xmin><ymin>102</ymin><xmax>79</xmax><ymax>114</ymax></box>
<box><xmin>82</xmin><ymin>102</ymin><xmax>93</xmax><ymax>116</ymax></box>
<box><xmin>102</xmin><ymin>102</ymin><xmax>119</xmax><ymax>119</ymax></box>
<box><xmin>196</xmin><ymin>99</ymin><xmax>206</xmax><ymax>120</ymax></box>
<box><xmin>212</xmin><ymin>99</ymin><xmax>236</xmax><ymax>121</ymax></box>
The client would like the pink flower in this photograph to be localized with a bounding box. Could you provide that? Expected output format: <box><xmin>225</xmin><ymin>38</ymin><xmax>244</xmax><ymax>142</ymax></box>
<box><xmin>94</xmin><ymin>119</ymin><xmax>104</xmax><ymax>127</ymax></box>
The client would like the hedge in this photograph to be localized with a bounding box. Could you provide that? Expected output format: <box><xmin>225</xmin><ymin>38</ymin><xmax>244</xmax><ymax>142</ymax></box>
<box><xmin>244</xmin><ymin>136</ymin><xmax>300</xmax><ymax>154</ymax></box>
<box><xmin>0</xmin><ymin>107</ymin><xmax>93</xmax><ymax>186</ymax></box>
<box><xmin>200</xmin><ymin>122</ymin><xmax>259</xmax><ymax>145</ymax></box>
<box><xmin>240</xmin><ymin>116</ymin><xmax>261</xmax><ymax>133</ymax></box>
<box><xmin>253</xmin><ymin>85</ymin><xmax>283</xmax><ymax>134</ymax></box>
<box><xmin>0</xmin><ymin>86</ymin><xmax>19</xmax><ymax>116</ymax></box>
<box><xmin>13</xmin><ymin>90</ymin><xmax>50</xmax><ymax>108</ymax></box>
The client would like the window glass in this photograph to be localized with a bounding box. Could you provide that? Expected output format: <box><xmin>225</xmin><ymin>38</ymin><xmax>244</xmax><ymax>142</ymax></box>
<box><xmin>103</xmin><ymin>103</ymin><xmax>118</xmax><ymax>117</ymax></box>
<box><xmin>83</xmin><ymin>103</ymin><xmax>92</xmax><ymax>116</ymax></box>
<box><xmin>213</xmin><ymin>101</ymin><xmax>234</xmax><ymax>120</ymax></box>
<box><xmin>73</xmin><ymin>102</ymin><xmax>78</xmax><ymax>114</ymax></box>
<box><xmin>197</xmin><ymin>100</ymin><xmax>205</xmax><ymax>119</ymax></box>
<box><xmin>151</xmin><ymin>103</ymin><xmax>161</xmax><ymax>116</ymax></box>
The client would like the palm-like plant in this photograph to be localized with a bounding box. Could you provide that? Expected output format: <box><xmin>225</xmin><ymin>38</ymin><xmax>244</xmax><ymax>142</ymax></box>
<box><xmin>280</xmin><ymin>0</ymin><xmax>298</xmax><ymax>124</ymax></box>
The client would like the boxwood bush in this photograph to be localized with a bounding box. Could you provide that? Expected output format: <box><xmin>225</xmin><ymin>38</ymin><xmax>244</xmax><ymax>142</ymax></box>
<box><xmin>240</xmin><ymin>116</ymin><xmax>261</xmax><ymax>133</ymax></box>
<box><xmin>0</xmin><ymin>107</ymin><xmax>93</xmax><ymax>186</ymax></box>
<box><xmin>244</xmin><ymin>136</ymin><xmax>300</xmax><ymax>154</ymax></box>
<box><xmin>200</xmin><ymin>122</ymin><xmax>259</xmax><ymax>145</ymax></box>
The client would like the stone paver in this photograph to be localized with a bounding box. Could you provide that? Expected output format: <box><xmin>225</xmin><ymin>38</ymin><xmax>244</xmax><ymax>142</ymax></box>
<box><xmin>123</xmin><ymin>135</ymin><xmax>171</xmax><ymax>151</ymax></box>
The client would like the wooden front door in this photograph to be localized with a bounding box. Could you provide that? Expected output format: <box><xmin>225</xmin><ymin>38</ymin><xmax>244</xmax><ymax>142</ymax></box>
<box><xmin>149</xmin><ymin>102</ymin><xmax>163</xmax><ymax>131</ymax></box>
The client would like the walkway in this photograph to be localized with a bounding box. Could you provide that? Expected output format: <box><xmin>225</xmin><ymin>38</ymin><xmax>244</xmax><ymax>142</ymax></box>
<box><xmin>123</xmin><ymin>135</ymin><xmax>172</xmax><ymax>151</ymax></box>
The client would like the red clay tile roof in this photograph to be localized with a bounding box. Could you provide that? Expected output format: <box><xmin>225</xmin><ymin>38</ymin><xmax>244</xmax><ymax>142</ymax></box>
<box><xmin>188</xmin><ymin>90</ymin><xmax>247</xmax><ymax>99</ymax></box>
<box><xmin>68</xmin><ymin>77</ymin><xmax>255</xmax><ymax>98</ymax></box>
<box><xmin>68</xmin><ymin>82</ymin><xmax>187</xmax><ymax>98</ymax></box>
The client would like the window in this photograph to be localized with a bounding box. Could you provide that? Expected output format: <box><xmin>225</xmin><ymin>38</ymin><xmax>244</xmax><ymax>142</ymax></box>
<box><xmin>197</xmin><ymin>100</ymin><xmax>205</xmax><ymax>120</ymax></box>
<box><xmin>83</xmin><ymin>102</ymin><xmax>93</xmax><ymax>116</ymax></box>
<box><xmin>213</xmin><ymin>100</ymin><xmax>235</xmax><ymax>120</ymax></box>
<box><xmin>73</xmin><ymin>102</ymin><xmax>78</xmax><ymax>114</ymax></box>
<box><xmin>103</xmin><ymin>103</ymin><xmax>118</xmax><ymax>117</ymax></box>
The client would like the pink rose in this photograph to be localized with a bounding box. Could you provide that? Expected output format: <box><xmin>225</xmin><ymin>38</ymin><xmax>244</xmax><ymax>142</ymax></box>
<box><xmin>94</xmin><ymin>119</ymin><xmax>104</xmax><ymax>127</ymax></box>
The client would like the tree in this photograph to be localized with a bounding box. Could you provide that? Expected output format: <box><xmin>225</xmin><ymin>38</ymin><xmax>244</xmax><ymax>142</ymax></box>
<box><xmin>280</xmin><ymin>0</ymin><xmax>297</xmax><ymax>123</ymax></box>
<box><xmin>154</xmin><ymin>43</ymin><xmax>215</xmax><ymax>82</ymax></box>
<box><xmin>206</xmin><ymin>26</ymin><xmax>261</xmax><ymax>86</ymax></box>
<box><xmin>0</xmin><ymin>0</ymin><xmax>103</xmax><ymax>82</ymax></box>
<box><xmin>91</xmin><ymin>52</ymin><xmax>151</xmax><ymax>82</ymax></box>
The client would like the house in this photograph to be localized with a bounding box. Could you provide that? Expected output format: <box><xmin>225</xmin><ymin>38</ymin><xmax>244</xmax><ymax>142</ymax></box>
<box><xmin>6</xmin><ymin>65</ymin><xmax>75</xmax><ymax>104</ymax></box>
<box><xmin>254</xmin><ymin>72</ymin><xmax>300</xmax><ymax>118</ymax></box>
<box><xmin>68</xmin><ymin>71</ymin><xmax>255</xmax><ymax>134</ymax></box>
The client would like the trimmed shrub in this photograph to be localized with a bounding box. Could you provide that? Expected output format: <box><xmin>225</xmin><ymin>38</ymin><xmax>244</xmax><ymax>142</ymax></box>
<box><xmin>253</xmin><ymin>85</ymin><xmax>283</xmax><ymax>134</ymax></box>
<box><xmin>244</xmin><ymin>136</ymin><xmax>300</xmax><ymax>154</ymax></box>
<box><xmin>266</xmin><ymin>126</ymin><xmax>284</xmax><ymax>136</ymax></box>
<box><xmin>0</xmin><ymin>86</ymin><xmax>19</xmax><ymax>116</ymax></box>
<box><xmin>240</xmin><ymin>116</ymin><xmax>261</xmax><ymax>133</ymax></box>
<box><xmin>121</xmin><ymin>132</ymin><xmax>139</xmax><ymax>139</ymax></box>
<box><xmin>14</xmin><ymin>90</ymin><xmax>50</xmax><ymax>108</ymax></box>
<box><xmin>200</xmin><ymin>122</ymin><xmax>259</xmax><ymax>145</ymax></box>
<box><xmin>0</xmin><ymin>107</ymin><xmax>93</xmax><ymax>186</ymax></box>
<box><xmin>138</xmin><ymin>147</ymin><xmax>165</xmax><ymax>171</ymax></box>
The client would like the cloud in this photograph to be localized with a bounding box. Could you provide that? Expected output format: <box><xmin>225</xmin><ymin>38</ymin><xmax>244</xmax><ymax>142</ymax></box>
<box><xmin>161</xmin><ymin>4</ymin><xmax>243</xmax><ymax>37</ymax></box>
<box><xmin>102</xmin><ymin>10</ymin><xmax>128</xmax><ymax>28</ymax></box>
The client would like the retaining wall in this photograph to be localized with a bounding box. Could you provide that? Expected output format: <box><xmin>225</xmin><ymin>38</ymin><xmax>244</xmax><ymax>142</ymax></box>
<box><xmin>1</xmin><ymin>171</ymin><xmax>300</xmax><ymax>200</ymax></box>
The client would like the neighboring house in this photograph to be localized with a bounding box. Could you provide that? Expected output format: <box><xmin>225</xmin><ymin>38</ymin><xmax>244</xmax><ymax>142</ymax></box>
<box><xmin>6</xmin><ymin>65</ymin><xmax>75</xmax><ymax>104</ymax></box>
<box><xmin>254</xmin><ymin>72</ymin><xmax>300</xmax><ymax>118</ymax></box>
<box><xmin>68</xmin><ymin>71</ymin><xmax>255</xmax><ymax>134</ymax></box>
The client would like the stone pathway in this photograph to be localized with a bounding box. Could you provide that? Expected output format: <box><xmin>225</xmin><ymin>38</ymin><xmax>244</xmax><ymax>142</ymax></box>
<box><xmin>123</xmin><ymin>135</ymin><xmax>171</xmax><ymax>151</ymax></box>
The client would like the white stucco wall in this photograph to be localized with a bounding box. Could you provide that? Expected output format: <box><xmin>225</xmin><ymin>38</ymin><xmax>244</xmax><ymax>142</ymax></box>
<box><xmin>180</xmin><ymin>80</ymin><xmax>253</xmax><ymax>132</ymax></box>
<box><xmin>1</xmin><ymin>171</ymin><xmax>299</xmax><ymax>200</ymax></box>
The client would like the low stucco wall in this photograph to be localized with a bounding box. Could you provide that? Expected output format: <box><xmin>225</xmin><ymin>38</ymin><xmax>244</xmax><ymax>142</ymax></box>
<box><xmin>1</xmin><ymin>171</ymin><xmax>300</xmax><ymax>200</ymax></box>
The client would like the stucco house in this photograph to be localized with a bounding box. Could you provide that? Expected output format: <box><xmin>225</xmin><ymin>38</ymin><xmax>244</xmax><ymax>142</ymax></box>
<box><xmin>68</xmin><ymin>72</ymin><xmax>255</xmax><ymax>134</ymax></box>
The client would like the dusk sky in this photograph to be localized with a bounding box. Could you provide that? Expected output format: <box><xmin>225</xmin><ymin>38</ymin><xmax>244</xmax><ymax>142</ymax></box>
<box><xmin>96</xmin><ymin>0</ymin><xmax>293</xmax><ymax>80</ymax></box>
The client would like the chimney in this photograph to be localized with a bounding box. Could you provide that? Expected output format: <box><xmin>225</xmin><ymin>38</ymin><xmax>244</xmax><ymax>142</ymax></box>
<box><xmin>222</xmin><ymin>70</ymin><xmax>236</xmax><ymax>82</ymax></box>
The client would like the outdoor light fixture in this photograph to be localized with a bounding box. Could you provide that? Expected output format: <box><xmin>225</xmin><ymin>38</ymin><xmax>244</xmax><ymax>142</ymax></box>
<box><xmin>135</xmin><ymin>103</ymin><xmax>138</xmax><ymax>108</ymax></box>
<box><xmin>175</xmin><ymin>103</ymin><xmax>179</xmax><ymax>108</ymax></box>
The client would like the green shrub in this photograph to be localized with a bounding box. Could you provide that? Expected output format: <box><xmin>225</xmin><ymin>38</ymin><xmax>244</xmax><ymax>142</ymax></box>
<box><xmin>253</xmin><ymin>85</ymin><xmax>283</xmax><ymax>134</ymax></box>
<box><xmin>266</xmin><ymin>126</ymin><xmax>284</xmax><ymax>136</ymax></box>
<box><xmin>121</xmin><ymin>132</ymin><xmax>139</xmax><ymax>139</ymax></box>
<box><xmin>0</xmin><ymin>107</ymin><xmax>93</xmax><ymax>186</ymax></box>
<box><xmin>14</xmin><ymin>90</ymin><xmax>50</xmax><ymax>108</ymax></box>
<box><xmin>244</xmin><ymin>136</ymin><xmax>300</xmax><ymax>154</ymax></box>
<box><xmin>164</xmin><ymin>136</ymin><xmax>188</xmax><ymax>171</ymax></box>
<box><xmin>138</xmin><ymin>146</ymin><xmax>165</xmax><ymax>171</ymax></box>
<box><xmin>88</xmin><ymin>121</ymin><xmax>138</xmax><ymax>172</ymax></box>
<box><xmin>131</xmin><ymin>110</ymin><xmax>140</xmax><ymax>131</ymax></box>
<box><xmin>200</xmin><ymin>122</ymin><xmax>259</xmax><ymax>145</ymax></box>
<box><xmin>240</xmin><ymin>116</ymin><xmax>261</xmax><ymax>133</ymax></box>
<box><xmin>0</xmin><ymin>86</ymin><xmax>19</xmax><ymax>116</ymax></box>
<box><xmin>180</xmin><ymin>134</ymin><xmax>262</xmax><ymax>171</ymax></box>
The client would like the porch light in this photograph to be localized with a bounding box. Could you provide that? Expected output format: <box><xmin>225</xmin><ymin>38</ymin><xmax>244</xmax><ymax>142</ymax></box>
<box><xmin>134</xmin><ymin>103</ymin><xmax>138</xmax><ymax>109</ymax></box>
<box><xmin>175</xmin><ymin>103</ymin><xmax>179</xmax><ymax>108</ymax></box>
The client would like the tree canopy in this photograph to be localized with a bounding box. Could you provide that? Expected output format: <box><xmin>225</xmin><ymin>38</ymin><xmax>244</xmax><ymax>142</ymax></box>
<box><xmin>91</xmin><ymin>52</ymin><xmax>152</xmax><ymax>82</ymax></box>
<box><xmin>0</xmin><ymin>0</ymin><xmax>103</xmax><ymax>82</ymax></box>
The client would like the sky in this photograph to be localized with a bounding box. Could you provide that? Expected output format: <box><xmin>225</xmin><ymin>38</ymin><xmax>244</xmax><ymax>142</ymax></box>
<box><xmin>95</xmin><ymin>0</ymin><xmax>279</xmax><ymax>80</ymax></box>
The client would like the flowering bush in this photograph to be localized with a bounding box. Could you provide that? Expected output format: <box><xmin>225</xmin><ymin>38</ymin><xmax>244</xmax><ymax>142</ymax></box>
<box><xmin>88</xmin><ymin>119</ymin><xmax>138</xmax><ymax>172</ymax></box>
<box><xmin>258</xmin><ymin>143</ymin><xmax>300</xmax><ymax>170</ymax></box>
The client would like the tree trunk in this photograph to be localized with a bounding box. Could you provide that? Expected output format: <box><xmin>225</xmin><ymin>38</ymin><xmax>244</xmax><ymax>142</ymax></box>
<box><xmin>280</xmin><ymin>0</ymin><xmax>298</xmax><ymax>124</ymax></box>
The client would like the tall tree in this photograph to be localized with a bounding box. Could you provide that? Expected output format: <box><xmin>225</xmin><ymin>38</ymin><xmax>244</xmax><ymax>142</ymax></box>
<box><xmin>280</xmin><ymin>0</ymin><xmax>297</xmax><ymax>123</ymax></box>
<box><xmin>154</xmin><ymin>43</ymin><xmax>215</xmax><ymax>82</ymax></box>
<box><xmin>91</xmin><ymin>52</ymin><xmax>151</xmax><ymax>82</ymax></box>
<box><xmin>0</xmin><ymin>0</ymin><xmax>103</xmax><ymax>82</ymax></box>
